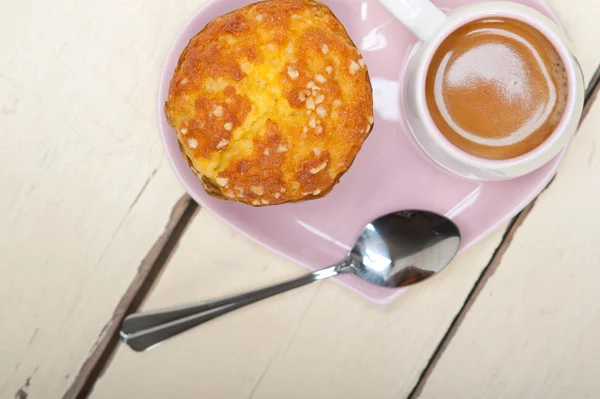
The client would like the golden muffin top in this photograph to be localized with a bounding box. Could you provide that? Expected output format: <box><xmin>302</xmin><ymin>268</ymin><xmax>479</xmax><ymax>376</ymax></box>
<box><xmin>166</xmin><ymin>0</ymin><xmax>373</xmax><ymax>206</ymax></box>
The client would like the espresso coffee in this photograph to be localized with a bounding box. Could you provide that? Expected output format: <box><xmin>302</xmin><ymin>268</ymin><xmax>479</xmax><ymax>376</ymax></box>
<box><xmin>426</xmin><ymin>17</ymin><xmax>569</xmax><ymax>160</ymax></box>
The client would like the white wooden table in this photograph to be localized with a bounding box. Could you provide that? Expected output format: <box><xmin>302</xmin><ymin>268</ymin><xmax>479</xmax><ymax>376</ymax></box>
<box><xmin>1</xmin><ymin>1</ymin><xmax>599</xmax><ymax>398</ymax></box>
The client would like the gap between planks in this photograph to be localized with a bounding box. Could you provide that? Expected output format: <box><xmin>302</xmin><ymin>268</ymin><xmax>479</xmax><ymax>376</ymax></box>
<box><xmin>408</xmin><ymin>63</ymin><xmax>600</xmax><ymax>399</ymax></box>
<box><xmin>66</xmin><ymin>64</ymin><xmax>600</xmax><ymax>399</ymax></box>
<box><xmin>64</xmin><ymin>195</ymin><xmax>199</xmax><ymax>399</ymax></box>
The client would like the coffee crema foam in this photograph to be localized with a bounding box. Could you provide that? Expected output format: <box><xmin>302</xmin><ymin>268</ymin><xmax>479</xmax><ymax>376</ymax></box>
<box><xmin>426</xmin><ymin>17</ymin><xmax>569</xmax><ymax>160</ymax></box>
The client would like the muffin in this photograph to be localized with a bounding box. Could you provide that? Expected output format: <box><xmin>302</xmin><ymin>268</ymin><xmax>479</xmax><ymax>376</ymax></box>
<box><xmin>165</xmin><ymin>0</ymin><xmax>373</xmax><ymax>206</ymax></box>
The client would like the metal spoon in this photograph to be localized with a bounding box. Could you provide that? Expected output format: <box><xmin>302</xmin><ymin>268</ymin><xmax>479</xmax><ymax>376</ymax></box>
<box><xmin>121</xmin><ymin>210</ymin><xmax>460</xmax><ymax>351</ymax></box>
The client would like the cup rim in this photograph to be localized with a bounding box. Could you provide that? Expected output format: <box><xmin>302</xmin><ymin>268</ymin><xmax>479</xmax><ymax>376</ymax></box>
<box><xmin>416</xmin><ymin>2</ymin><xmax>580</xmax><ymax>169</ymax></box>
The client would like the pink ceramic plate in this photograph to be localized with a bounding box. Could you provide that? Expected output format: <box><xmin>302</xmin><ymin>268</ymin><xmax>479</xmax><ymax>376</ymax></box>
<box><xmin>159</xmin><ymin>0</ymin><xmax>566</xmax><ymax>304</ymax></box>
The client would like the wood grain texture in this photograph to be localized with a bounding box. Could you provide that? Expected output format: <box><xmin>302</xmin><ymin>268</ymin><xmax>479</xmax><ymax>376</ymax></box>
<box><xmin>86</xmin><ymin>1</ymin><xmax>600</xmax><ymax>398</ymax></box>
<box><xmin>411</xmin><ymin>3</ymin><xmax>600</xmax><ymax>392</ymax></box>
<box><xmin>0</xmin><ymin>0</ymin><xmax>203</xmax><ymax>397</ymax></box>
<box><xmin>417</xmin><ymin>83</ymin><xmax>600</xmax><ymax>399</ymax></box>
<box><xmin>64</xmin><ymin>195</ymin><xmax>198</xmax><ymax>399</ymax></box>
<box><xmin>583</xmin><ymin>66</ymin><xmax>600</xmax><ymax>119</ymax></box>
<box><xmin>547</xmin><ymin>0</ymin><xmax>600</xmax><ymax>81</ymax></box>
<box><xmin>407</xmin><ymin>200</ymin><xmax>538</xmax><ymax>399</ymax></box>
<box><xmin>409</xmin><ymin>66</ymin><xmax>600</xmax><ymax>399</ymax></box>
<box><xmin>1</xmin><ymin>0</ymin><xmax>598</xmax><ymax>398</ymax></box>
<box><xmin>89</xmin><ymin>210</ymin><xmax>509</xmax><ymax>399</ymax></box>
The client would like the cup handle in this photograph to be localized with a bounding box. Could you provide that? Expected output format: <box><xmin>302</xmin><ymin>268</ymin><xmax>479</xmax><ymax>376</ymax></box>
<box><xmin>378</xmin><ymin>0</ymin><xmax>447</xmax><ymax>42</ymax></box>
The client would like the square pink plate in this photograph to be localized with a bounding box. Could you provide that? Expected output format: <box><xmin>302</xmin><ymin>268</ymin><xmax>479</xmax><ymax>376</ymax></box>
<box><xmin>158</xmin><ymin>0</ymin><xmax>566</xmax><ymax>304</ymax></box>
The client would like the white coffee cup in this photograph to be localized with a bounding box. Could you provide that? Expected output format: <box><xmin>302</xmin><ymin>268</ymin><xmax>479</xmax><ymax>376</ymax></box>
<box><xmin>379</xmin><ymin>0</ymin><xmax>585</xmax><ymax>180</ymax></box>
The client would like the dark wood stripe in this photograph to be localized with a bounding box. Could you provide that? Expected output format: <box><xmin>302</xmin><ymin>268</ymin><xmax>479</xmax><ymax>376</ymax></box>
<box><xmin>408</xmin><ymin>63</ymin><xmax>600</xmax><ymax>399</ymax></box>
<box><xmin>64</xmin><ymin>195</ymin><xmax>198</xmax><ymax>399</ymax></box>
<box><xmin>583</xmin><ymin>65</ymin><xmax>600</xmax><ymax>120</ymax></box>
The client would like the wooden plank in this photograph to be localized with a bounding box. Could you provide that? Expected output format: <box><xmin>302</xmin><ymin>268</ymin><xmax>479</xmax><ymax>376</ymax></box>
<box><xmin>89</xmin><ymin>209</ymin><xmax>509</xmax><ymax>399</ymax></box>
<box><xmin>0</xmin><ymin>0</ymin><xmax>204</xmax><ymax>397</ymax></box>
<box><xmin>416</xmin><ymin>82</ymin><xmax>600</xmax><ymax>399</ymax></box>
<box><xmin>549</xmin><ymin>0</ymin><xmax>600</xmax><ymax>82</ymax></box>
<box><xmin>408</xmin><ymin>1</ymin><xmax>600</xmax><ymax>391</ymax></box>
<box><xmin>86</xmin><ymin>1</ymin><xmax>600</xmax><ymax>399</ymax></box>
<box><xmin>409</xmin><ymin>2</ymin><xmax>600</xmax><ymax>389</ymax></box>
<box><xmin>1</xmin><ymin>0</ymin><xmax>595</xmax><ymax>398</ymax></box>
<box><xmin>63</xmin><ymin>195</ymin><xmax>198</xmax><ymax>399</ymax></box>
<box><xmin>408</xmin><ymin>65</ymin><xmax>600</xmax><ymax>399</ymax></box>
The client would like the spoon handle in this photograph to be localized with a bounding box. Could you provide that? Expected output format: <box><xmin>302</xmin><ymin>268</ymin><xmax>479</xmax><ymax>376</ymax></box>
<box><xmin>120</xmin><ymin>264</ymin><xmax>345</xmax><ymax>351</ymax></box>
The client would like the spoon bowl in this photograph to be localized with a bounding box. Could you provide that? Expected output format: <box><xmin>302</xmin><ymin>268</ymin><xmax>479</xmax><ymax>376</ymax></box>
<box><xmin>350</xmin><ymin>210</ymin><xmax>461</xmax><ymax>287</ymax></box>
<box><xmin>121</xmin><ymin>210</ymin><xmax>461</xmax><ymax>351</ymax></box>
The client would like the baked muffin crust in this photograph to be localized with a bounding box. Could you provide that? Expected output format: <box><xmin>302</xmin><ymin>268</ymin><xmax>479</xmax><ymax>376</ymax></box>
<box><xmin>166</xmin><ymin>0</ymin><xmax>373</xmax><ymax>205</ymax></box>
